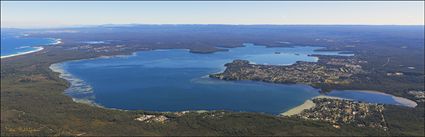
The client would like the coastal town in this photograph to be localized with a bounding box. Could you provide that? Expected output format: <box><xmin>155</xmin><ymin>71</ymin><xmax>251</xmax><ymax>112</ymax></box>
<box><xmin>210</xmin><ymin>56</ymin><xmax>366</xmax><ymax>86</ymax></box>
<box><xmin>292</xmin><ymin>98</ymin><xmax>388</xmax><ymax>130</ymax></box>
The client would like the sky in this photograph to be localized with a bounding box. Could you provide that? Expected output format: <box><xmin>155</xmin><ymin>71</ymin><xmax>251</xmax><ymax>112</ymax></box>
<box><xmin>1</xmin><ymin>1</ymin><xmax>424</xmax><ymax>28</ymax></box>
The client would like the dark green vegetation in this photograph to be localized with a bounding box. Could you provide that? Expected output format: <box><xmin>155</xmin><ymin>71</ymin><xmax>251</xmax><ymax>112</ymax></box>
<box><xmin>1</xmin><ymin>25</ymin><xmax>424</xmax><ymax>136</ymax></box>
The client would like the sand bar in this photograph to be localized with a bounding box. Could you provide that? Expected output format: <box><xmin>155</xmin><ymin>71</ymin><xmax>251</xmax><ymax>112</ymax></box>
<box><xmin>339</xmin><ymin>90</ymin><xmax>418</xmax><ymax>107</ymax></box>
<box><xmin>392</xmin><ymin>96</ymin><xmax>417</xmax><ymax>108</ymax></box>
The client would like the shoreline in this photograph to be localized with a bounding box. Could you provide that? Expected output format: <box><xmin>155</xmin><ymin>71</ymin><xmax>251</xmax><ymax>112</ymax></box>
<box><xmin>49</xmin><ymin>63</ymin><xmax>100</xmax><ymax>107</ymax></box>
<box><xmin>280</xmin><ymin>99</ymin><xmax>315</xmax><ymax>116</ymax></box>
<box><xmin>334</xmin><ymin>90</ymin><xmax>418</xmax><ymax>107</ymax></box>
<box><xmin>314</xmin><ymin>95</ymin><xmax>346</xmax><ymax>100</ymax></box>
<box><xmin>392</xmin><ymin>96</ymin><xmax>418</xmax><ymax>108</ymax></box>
<box><xmin>1</xmin><ymin>46</ymin><xmax>44</xmax><ymax>59</ymax></box>
<box><xmin>1</xmin><ymin>38</ymin><xmax>62</xmax><ymax>59</ymax></box>
<box><xmin>280</xmin><ymin>95</ymin><xmax>347</xmax><ymax>116</ymax></box>
<box><xmin>341</xmin><ymin>90</ymin><xmax>392</xmax><ymax>95</ymax></box>
<box><xmin>280</xmin><ymin>92</ymin><xmax>419</xmax><ymax>117</ymax></box>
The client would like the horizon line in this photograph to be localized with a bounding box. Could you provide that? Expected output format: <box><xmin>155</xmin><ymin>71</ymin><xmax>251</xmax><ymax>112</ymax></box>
<box><xmin>1</xmin><ymin>23</ymin><xmax>424</xmax><ymax>29</ymax></box>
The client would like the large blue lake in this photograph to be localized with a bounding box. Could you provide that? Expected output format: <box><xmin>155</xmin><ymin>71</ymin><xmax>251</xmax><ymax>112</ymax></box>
<box><xmin>51</xmin><ymin>44</ymin><xmax>415</xmax><ymax>114</ymax></box>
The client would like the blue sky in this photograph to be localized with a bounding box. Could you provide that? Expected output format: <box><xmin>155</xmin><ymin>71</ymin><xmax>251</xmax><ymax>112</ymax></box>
<box><xmin>1</xmin><ymin>1</ymin><xmax>424</xmax><ymax>28</ymax></box>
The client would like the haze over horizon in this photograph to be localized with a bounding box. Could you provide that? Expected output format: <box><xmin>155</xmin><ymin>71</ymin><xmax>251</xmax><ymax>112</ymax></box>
<box><xmin>1</xmin><ymin>1</ymin><xmax>424</xmax><ymax>28</ymax></box>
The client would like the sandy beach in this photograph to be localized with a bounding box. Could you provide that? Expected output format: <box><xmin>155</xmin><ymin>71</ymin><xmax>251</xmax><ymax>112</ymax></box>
<box><xmin>1</xmin><ymin>38</ymin><xmax>62</xmax><ymax>59</ymax></box>
<box><xmin>340</xmin><ymin>90</ymin><xmax>418</xmax><ymax>107</ymax></box>
<box><xmin>280</xmin><ymin>91</ymin><xmax>419</xmax><ymax>117</ymax></box>
<box><xmin>280</xmin><ymin>95</ymin><xmax>349</xmax><ymax>116</ymax></box>
<box><xmin>392</xmin><ymin>96</ymin><xmax>418</xmax><ymax>108</ymax></box>
<box><xmin>1</xmin><ymin>46</ymin><xmax>44</xmax><ymax>59</ymax></box>
<box><xmin>51</xmin><ymin>38</ymin><xmax>62</xmax><ymax>45</ymax></box>
<box><xmin>344</xmin><ymin>90</ymin><xmax>392</xmax><ymax>95</ymax></box>
<box><xmin>313</xmin><ymin>95</ymin><xmax>346</xmax><ymax>100</ymax></box>
<box><xmin>281</xmin><ymin>99</ymin><xmax>315</xmax><ymax>116</ymax></box>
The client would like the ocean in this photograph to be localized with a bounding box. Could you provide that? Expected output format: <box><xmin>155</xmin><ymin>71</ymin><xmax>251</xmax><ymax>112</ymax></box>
<box><xmin>1</xmin><ymin>32</ymin><xmax>58</xmax><ymax>58</ymax></box>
